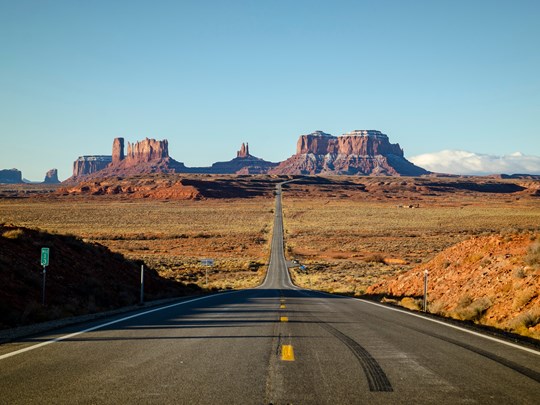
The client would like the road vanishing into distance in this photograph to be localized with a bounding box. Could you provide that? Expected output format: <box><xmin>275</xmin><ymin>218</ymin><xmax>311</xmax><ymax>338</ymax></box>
<box><xmin>1</xmin><ymin>183</ymin><xmax>539</xmax><ymax>404</ymax></box>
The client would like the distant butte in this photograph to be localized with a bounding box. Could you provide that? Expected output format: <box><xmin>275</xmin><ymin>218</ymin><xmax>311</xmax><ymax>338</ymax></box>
<box><xmin>65</xmin><ymin>130</ymin><xmax>429</xmax><ymax>182</ymax></box>
<box><xmin>269</xmin><ymin>130</ymin><xmax>429</xmax><ymax>176</ymax></box>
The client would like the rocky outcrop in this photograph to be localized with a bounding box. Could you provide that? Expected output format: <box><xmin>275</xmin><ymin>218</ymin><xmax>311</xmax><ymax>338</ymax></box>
<box><xmin>237</xmin><ymin>143</ymin><xmax>249</xmax><ymax>158</ymax></box>
<box><xmin>270</xmin><ymin>130</ymin><xmax>429</xmax><ymax>176</ymax></box>
<box><xmin>367</xmin><ymin>233</ymin><xmax>540</xmax><ymax>339</ymax></box>
<box><xmin>0</xmin><ymin>169</ymin><xmax>23</xmax><ymax>184</ymax></box>
<box><xmin>43</xmin><ymin>169</ymin><xmax>60</xmax><ymax>184</ymax></box>
<box><xmin>112</xmin><ymin>137</ymin><xmax>125</xmax><ymax>164</ymax></box>
<box><xmin>125</xmin><ymin>138</ymin><xmax>169</xmax><ymax>164</ymax></box>
<box><xmin>189</xmin><ymin>143</ymin><xmax>278</xmax><ymax>174</ymax></box>
<box><xmin>66</xmin><ymin>138</ymin><xmax>187</xmax><ymax>182</ymax></box>
<box><xmin>72</xmin><ymin>156</ymin><xmax>112</xmax><ymax>178</ymax></box>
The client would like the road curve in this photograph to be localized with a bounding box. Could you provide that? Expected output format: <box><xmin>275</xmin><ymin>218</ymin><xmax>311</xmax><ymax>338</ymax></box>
<box><xmin>0</xmin><ymin>182</ymin><xmax>539</xmax><ymax>404</ymax></box>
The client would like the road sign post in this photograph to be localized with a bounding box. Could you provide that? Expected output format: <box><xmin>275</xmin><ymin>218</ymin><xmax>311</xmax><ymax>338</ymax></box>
<box><xmin>40</xmin><ymin>248</ymin><xmax>49</xmax><ymax>306</ymax></box>
<box><xmin>200</xmin><ymin>259</ymin><xmax>214</xmax><ymax>288</ymax></box>
<box><xmin>140</xmin><ymin>264</ymin><xmax>145</xmax><ymax>305</ymax></box>
<box><xmin>423</xmin><ymin>270</ymin><xmax>429</xmax><ymax>312</ymax></box>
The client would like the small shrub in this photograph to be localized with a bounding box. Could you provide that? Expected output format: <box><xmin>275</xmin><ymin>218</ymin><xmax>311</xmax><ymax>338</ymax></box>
<box><xmin>428</xmin><ymin>300</ymin><xmax>446</xmax><ymax>316</ymax></box>
<box><xmin>455</xmin><ymin>296</ymin><xmax>492</xmax><ymax>322</ymax></box>
<box><xmin>525</xmin><ymin>241</ymin><xmax>540</xmax><ymax>267</ymax></box>
<box><xmin>2</xmin><ymin>229</ymin><xmax>24</xmax><ymax>239</ymax></box>
<box><xmin>364</xmin><ymin>254</ymin><xmax>385</xmax><ymax>264</ymax></box>
<box><xmin>400</xmin><ymin>297</ymin><xmax>421</xmax><ymax>311</ymax></box>
<box><xmin>510</xmin><ymin>310</ymin><xmax>540</xmax><ymax>336</ymax></box>
<box><xmin>513</xmin><ymin>267</ymin><xmax>527</xmax><ymax>279</ymax></box>
<box><xmin>465</xmin><ymin>252</ymin><xmax>484</xmax><ymax>264</ymax></box>
<box><xmin>519</xmin><ymin>311</ymin><xmax>540</xmax><ymax>328</ymax></box>
<box><xmin>457</xmin><ymin>294</ymin><xmax>473</xmax><ymax>308</ymax></box>
<box><xmin>512</xmin><ymin>288</ymin><xmax>537</xmax><ymax>310</ymax></box>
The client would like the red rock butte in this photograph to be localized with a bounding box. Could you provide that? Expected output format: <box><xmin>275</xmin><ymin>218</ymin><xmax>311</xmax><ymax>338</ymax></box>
<box><xmin>269</xmin><ymin>130</ymin><xmax>428</xmax><ymax>176</ymax></box>
<box><xmin>65</xmin><ymin>129</ymin><xmax>429</xmax><ymax>181</ymax></box>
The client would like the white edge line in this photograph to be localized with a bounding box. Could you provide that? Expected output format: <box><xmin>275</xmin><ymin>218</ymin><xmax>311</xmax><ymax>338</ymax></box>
<box><xmin>0</xmin><ymin>290</ymin><xmax>241</xmax><ymax>361</ymax></box>
<box><xmin>301</xmin><ymin>289</ymin><xmax>540</xmax><ymax>356</ymax></box>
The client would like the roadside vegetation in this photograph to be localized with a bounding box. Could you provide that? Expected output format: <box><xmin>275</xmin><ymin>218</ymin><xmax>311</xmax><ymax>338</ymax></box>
<box><xmin>282</xmin><ymin>180</ymin><xmax>540</xmax><ymax>339</ymax></box>
<box><xmin>0</xmin><ymin>198</ymin><xmax>274</xmax><ymax>291</ymax></box>
<box><xmin>0</xmin><ymin>224</ymin><xmax>199</xmax><ymax>329</ymax></box>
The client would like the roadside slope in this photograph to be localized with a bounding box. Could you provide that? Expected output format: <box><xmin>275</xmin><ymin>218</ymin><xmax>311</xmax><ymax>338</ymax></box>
<box><xmin>367</xmin><ymin>232</ymin><xmax>540</xmax><ymax>339</ymax></box>
<box><xmin>0</xmin><ymin>224</ymin><xmax>199</xmax><ymax>329</ymax></box>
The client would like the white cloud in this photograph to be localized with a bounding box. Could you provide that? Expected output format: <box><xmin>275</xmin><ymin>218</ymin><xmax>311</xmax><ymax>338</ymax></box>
<box><xmin>409</xmin><ymin>150</ymin><xmax>540</xmax><ymax>175</ymax></box>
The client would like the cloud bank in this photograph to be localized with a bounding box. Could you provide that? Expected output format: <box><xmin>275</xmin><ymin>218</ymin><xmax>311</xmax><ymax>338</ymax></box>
<box><xmin>409</xmin><ymin>150</ymin><xmax>540</xmax><ymax>175</ymax></box>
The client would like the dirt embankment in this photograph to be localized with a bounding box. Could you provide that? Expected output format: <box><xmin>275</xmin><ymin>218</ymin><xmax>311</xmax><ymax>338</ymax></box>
<box><xmin>367</xmin><ymin>233</ymin><xmax>540</xmax><ymax>339</ymax></box>
<box><xmin>0</xmin><ymin>224</ymin><xmax>200</xmax><ymax>329</ymax></box>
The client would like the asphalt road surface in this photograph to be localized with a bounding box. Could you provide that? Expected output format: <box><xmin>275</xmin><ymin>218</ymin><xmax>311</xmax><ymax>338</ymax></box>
<box><xmin>0</xmin><ymin>183</ymin><xmax>539</xmax><ymax>404</ymax></box>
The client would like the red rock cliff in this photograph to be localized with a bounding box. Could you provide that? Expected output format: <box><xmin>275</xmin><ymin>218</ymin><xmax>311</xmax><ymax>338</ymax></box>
<box><xmin>72</xmin><ymin>156</ymin><xmax>112</xmax><ymax>178</ymax></box>
<box><xmin>296</xmin><ymin>130</ymin><xmax>403</xmax><ymax>156</ymax></box>
<box><xmin>271</xmin><ymin>129</ymin><xmax>427</xmax><ymax>176</ymax></box>
<box><xmin>237</xmin><ymin>142</ymin><xmax>250</xmax><ymax>158</ymax></box>
<box><xmin>125</xmin><ymin>138</ymin><xmax>169</xmax><ymax>165</ymax></box>
<box><xmin>112</xmin><ymin>138</ymin><xmax>125</xmax><ymax>164</ymax></box>
<box><xmin>43</xmin><ymin>168</ymin><xmax>60</xmax><ymax>184</ymax></box>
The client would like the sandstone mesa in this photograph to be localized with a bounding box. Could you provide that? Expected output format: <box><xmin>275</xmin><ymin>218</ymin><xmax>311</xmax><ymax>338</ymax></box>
<box><xmin>66</xmin><ymin>129</ymin><xmax>427</xmax><ymax>181</ymax></box>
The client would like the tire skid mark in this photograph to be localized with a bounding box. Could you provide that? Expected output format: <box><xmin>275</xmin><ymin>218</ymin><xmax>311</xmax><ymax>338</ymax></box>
<box><xmin>408</xmin><ymin>326</ymin><xmax>540</xmax><ymax>383</ymax></box>
<box><xmin>312</xmin><ymin>315</ymin><xmax>393</xmax><ymax>392</ymax></box>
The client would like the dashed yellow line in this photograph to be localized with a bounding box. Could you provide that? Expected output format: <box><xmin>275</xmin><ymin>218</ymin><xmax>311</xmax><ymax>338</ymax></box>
<box><xmin>280</xmin><ymin>304</ymin><xmax>286</xmax><ymax>309</ymax></box>
<box><xmin>281</xmin><ymin>345</ymin><xmax>295</xmax><ymax>361</ymax></box>
<box><xmin>280</xmin><ymin>316</ymin><xmax>288</xmax><ymax>322</ymax></box>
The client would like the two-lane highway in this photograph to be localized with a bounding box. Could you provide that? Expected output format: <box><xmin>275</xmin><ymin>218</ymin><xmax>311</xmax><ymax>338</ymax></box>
<box><xmin>1</xmin><ymin>183</ymin><xmax>539</xmax><ymax>404</ymax></box>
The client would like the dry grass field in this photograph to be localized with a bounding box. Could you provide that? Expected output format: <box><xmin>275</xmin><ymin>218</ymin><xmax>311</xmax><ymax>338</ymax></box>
<box><xmin>282</xmin><ymin>181</ymin><xmax>540</xmax><ymax>295</ymax></box>
<box><xmin>0</xmin><ymin>198</ymin><xmax>274</xmax><ymax>290</ymax></box>
<box><xmin>2</xmin><ymin>175</ymin><xmax>539</xmax><ymax>337</ymax></box>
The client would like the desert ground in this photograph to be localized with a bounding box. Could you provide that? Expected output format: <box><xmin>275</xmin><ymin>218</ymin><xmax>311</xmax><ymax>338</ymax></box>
<box><xmin>1</xmin><ymin>174</ymin><xmax>539</xmax><ymax>337</ymax></box>
<box><xmin>0</xmin><ymin>198</ymin><xmax>275</xmax><ymax>292</ymax></box>
<box><xmin>282</xmin><ymin>178</ymin><xmax>540</xmax><ymax>293</ymax></box>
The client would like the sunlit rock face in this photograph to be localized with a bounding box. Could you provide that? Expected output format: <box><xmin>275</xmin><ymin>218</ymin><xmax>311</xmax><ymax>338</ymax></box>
<box><xmin>270</xmin><ymin>130</ymin><xmax>428</xmax><ymax>176</ymax></box>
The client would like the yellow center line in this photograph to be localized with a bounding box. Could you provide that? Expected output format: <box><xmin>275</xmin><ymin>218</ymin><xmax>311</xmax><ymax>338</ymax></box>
<box><xmin>280</xmin><ymin>304</ymin><xmax>286</xmax><ymax>309</ymax></box>
<box><xmin>280</xmin><ymin>316</ymin><xmax>288</xmax><ymax>322</ymax></box>
<box><xmin>281</xmin><ymin>345</ymin><xmax>295</xmax><ymax>361</ymax></box>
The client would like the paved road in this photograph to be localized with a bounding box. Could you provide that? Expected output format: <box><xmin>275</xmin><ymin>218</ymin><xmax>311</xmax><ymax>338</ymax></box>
<box><xmin>1</xmin><ymin>183</ymin><xmax>539</xmax><ymax>404</ymax></box>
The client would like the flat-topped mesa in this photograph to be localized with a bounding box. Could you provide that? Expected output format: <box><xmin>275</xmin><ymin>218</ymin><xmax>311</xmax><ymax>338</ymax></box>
<box><xmin>125</xmin><ymin>138</ymin><xmax>169</xmax><ymax>165</ymax></box>
<box><xmin>271</xmin><ymin>129</ymin><xmax>428</xmax><ymax>176</ymax></box>
<box><xmin>73</xmin><ymin>156</ymin><xmax>112</xmax><ymax>177</ymax></box>
<box><xmin>297</xmin><ymin>129</ymin><xmax>403</xmax><ymax>156</ymax></box>
<box><xmin>237</xmin><ymin>142</ymin><xmax>250</xmax><ymax>158</ymax></box>
<box><xmin>0</xmin><ymin>168</ymin><xmax>23</xmax><ymax>184</ymax></box>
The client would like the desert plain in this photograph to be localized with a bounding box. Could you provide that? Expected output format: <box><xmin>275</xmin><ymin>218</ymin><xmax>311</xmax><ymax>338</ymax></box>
<box><xmin>1</xmin><ymin>174</ymin><xmax>539</xmax><ymax>338</ymax></box>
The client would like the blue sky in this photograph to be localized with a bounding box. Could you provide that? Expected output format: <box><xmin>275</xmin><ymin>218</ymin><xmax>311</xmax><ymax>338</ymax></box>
<box><xmin>1</xmin><ymin>0</ymin><xmax>539</xmax><ymax>180</ymax></box>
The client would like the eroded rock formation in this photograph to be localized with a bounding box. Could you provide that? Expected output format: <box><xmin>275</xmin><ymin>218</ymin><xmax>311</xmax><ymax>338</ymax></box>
<box><xmin>237</xmin><ymin>143</ymin><xmax>250</xmax><ymax>158</ymax></box>
<box><xmin>125</xmin><ymin>138</ymin><xmax>169</xmax><ymax>164</ymax></box>
<box><xmin>72</xmin><ymin>156</ymin><xmax>112</xmax><ymax>178</ymax></box>
<box><xmin>190</xmin><ymin>143</ymin><xmax>278</xmax><ymax>174</ymax></box>
<box><xmin>43</xmin><ymin>169</ymin><xmax>60</xmax><ymax>184</ymax></box>
<box><xmin>112</xmin><ymin>137</ymin><xmax>125</xmax><ymax>164</ymax></box>
<box><xmin>0</xmin><ymin>169</ymin><xmax>23</xmax><ymax>184</ymax></box>
<box><xmin>270</xmin><ymin>130</ymin><xmax>428</xmax><ymax>176</ymax></box>
<box><xmin>67</xmin><ymin>138</ymin><xmax>186</xmax><ymax>181</ymax></box>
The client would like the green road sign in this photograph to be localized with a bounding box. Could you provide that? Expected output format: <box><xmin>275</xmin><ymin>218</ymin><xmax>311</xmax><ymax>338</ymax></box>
<box><xmin>41</xmin><ymin>248</ymin><xmax>49</xmax><ymax>266</ymax></box>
